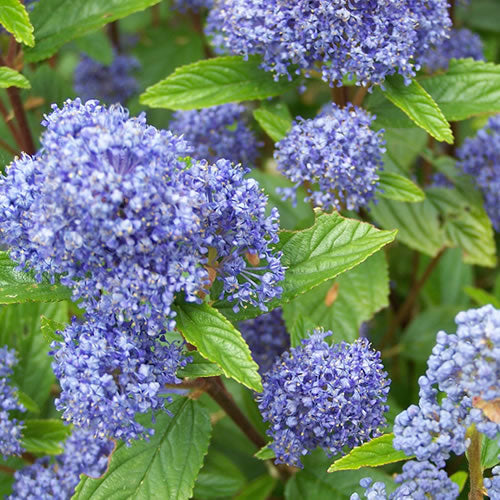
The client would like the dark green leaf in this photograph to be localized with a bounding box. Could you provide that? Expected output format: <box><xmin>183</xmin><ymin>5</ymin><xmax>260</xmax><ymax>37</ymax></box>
<box><xmin>174</xmin><ymin>303</ymin><xmax>262</xmax><ymax>392</ymax></box>
<box><xmin>214</xmin><ymin>212</ymin><xmax>397</xmax><ymax>321</ymax></box>
<box><xmin>253</xmin><ymin>102</ymin><xmax>292</xmax><ymax>142</ymax></box>
<box><xmin>254</xmin><ymin>443</ymin><xmax>275</xmax><ymax>461</ymax></box>
<box><xmin>235</xmin><ymin>475</ymin><xmax>277</xmax><ymax>500</ymax></box>
<box><xmin>0</xmin><ymin>0</ymin><xmax>34</xmax><ymax>46</ymax></box>
<box><xmin>328</xmin><ymin>434</ymin><xmax>412</xmax><ymax>472</ymax></box>
<box><xmin>420</xmin><ymin>60</ymin><xmax>500</xmax><ymax>122</ymax></box>
<box><xmin>40</xmin><ymin>316</ymin><xmax>65</xmax><ymax>344</ymax></box>
<box><xmin>178</xmin><ymin>351</ymin><xmax>223</xmax><ymax>378</ymax></box>
<box><xmin>481</xmin><ymin>433</ymin><xmax>500</xmax><ymax>470</ymax></box>
<box><xmin>0</xmin><ymin>252</ymin><xmax>72</xmax><ymax>304</ymax></box>
<box><xmin>465</xmin><ymin>0</ymin><xmax>500</xmax><ymax>33</ymax></box>
<box><xmin>16</xmin><ymin>390</ymin><xmax>39</xmax><ymax>414</ymax></box>
<box><xmin>25</xmin><ymin>0</ymin><xmax>161</xmax><ymax>62</ymax></box>
<box><xmin>140</xmin><ymin>56</ymin><xmax>297</xmax><ymax>110</ymax></box>
<box><xmin>74</xmin><ymin>398</ymin><xmax>211</xmax><ymax>500</ymax></box>
<box><xmin>464</xmin><ymin>287</ymin><xmax>500</xmax><ymax>309</ymax></box>
<box><xmin>73</xmin><ymin>31</ymin><xmax>113</xmax><ymax>65</ymax></box>
<box><xmin>382</xmin><ymin>75</ymin><xmax>452</xmax><ymax>143</ymax></box>
<box><xmin>21</xmin><ymin>419</ymin><xmax>72</xmax><ymax>455</ymax></box>
<box><xmin>0</xmin><ymin>67</ymin><xmax>30</xmax><ymax>89</ymax></box>
<box><xmin>378</xmin><ymin>171</ymin><xmax>425</xmax><ymax>203</ymax></box>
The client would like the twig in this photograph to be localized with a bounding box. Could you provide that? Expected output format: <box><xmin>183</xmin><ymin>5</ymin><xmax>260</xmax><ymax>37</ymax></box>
<box><xmin>352</xmin><ymin>86</ymin><xmax>368</xmax><ymax>107</ymax></box>
<box><xmin>189</xmin><ymin>12</ymin><xmax>213</xmax><ymax>59</ymax></box>
<box><xmin>6</xmin><ymin>87</ymin><xmax>36</xmax><ymax>155</ymax></box>
<box><xmin>107</xmin><ymin>21</ymin><xmax>121</xmax><ymax>52</ymax></box>
<box><xmin>152</xmin><ymin>4</ymin><xmax>161</xmax><ymax>26</ymax></box>
<box><xmin>467</xmin><ymin>426</ymin><xmax>485</xmax><ymax>500</ymax></box>
<box><xmin>331</xmin><ymin>85</ymin><xmax>348</xmax><ymax>107</ymax></box>
<box><xmin>0</xmin><ymin>464</ymin><xmax>16</xmax><ymax>475</ymax></box>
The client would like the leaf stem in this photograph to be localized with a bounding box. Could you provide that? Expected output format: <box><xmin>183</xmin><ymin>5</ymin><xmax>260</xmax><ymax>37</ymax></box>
<box><xmin>107</xmin><ymin>21</ymin><xmax>121</xmax><ymax>52</ymax></box>
<box><xmin>467</xmin><ymin>425</ymin><xmax>484</xmax><ymax>500</ymax></box>
<box><xmin>5</xmin><ymin>86</ymin><xmax>36</xmax><ymax>155</ymax></box>
<box><xmin>0</xmin><ymin>94</ymin><xmax>24</xmax><ymax>152</ymax></box>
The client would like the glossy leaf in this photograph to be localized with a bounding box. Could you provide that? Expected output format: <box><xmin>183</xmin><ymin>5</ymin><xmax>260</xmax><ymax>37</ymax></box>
<box><xmin>450</xmin><ymin>471</ymin><xmax>468</xmax><ymax>493</ymax></box>
<box><xmin>177</xmin><ymin>351</ymin><xmax>223</xmax><ymax>378</ymax></box>
<box><xmin>254</xmin><ymin>443</ymin><xmax>275</xmax><ymax>461</ymax></box>
<box><xmin>253</xmin><ymin>102</ymin><xmax>292</xmax><ymax>142</ymax></box>
<box><xmin>0</xmin><ymin>0</ymin><xmax>34</xmax><ymax>46</ymax></box>
<box><xmin>481</xmin><ymin>433</ymin><xmax>500</xmax><ymax>470</ymax></box>
<box><xmin>0</xmin><ymin>67</ymin><xmax>30</xmax><ymax>89</ymax></box>
<box><xmin>378</xmin><ymin>171</ymin><xmax>425</xmax><ymax>203</ymax></box>
<box><xmin>40</xmin><ymin>316</ymin><xmax>65</xmax><ymax>344</ymax></box>
<box><xmin>21</xmin><ymin>419</ymin><xmax>72</xmax><ymax>455</ymax></box>
<box><xmin>235</xmin><ymin>475</ymin><xmax>276</xmax><ymax>500</ymax></box>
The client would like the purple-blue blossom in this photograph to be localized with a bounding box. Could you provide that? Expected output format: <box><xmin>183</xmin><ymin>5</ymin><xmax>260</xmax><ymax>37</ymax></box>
<box><xmin>457</xmin><ymin>115</ymin><xmax>500</xmax><ymax>231</ymax></box>
<box><xmin>7</xmin><ymin>427</ymin><xmax>113</xmax><ymax>500</ymax></box>
<box><xmin>239</xmin><ymin>309</ymin><xmax>289</xmax><ymax>374</ymax></box>
<box><xmin>74</xmin><ymin>52</ymin><xmax>140</xmax><ymax>104</ymax></box>
<box><xmin>0</xmin><ymin>346</ymin><xmax>25</xmax><ymax>458</ymax></box>
<box><xmin>257</xmin><ymin>330</ymin><xmax>390</xmax><ymax>467</ymax></box>
<box><xmin>169</xmin><ymin>104</ymin><xmax>261</xmax><ymax>165</ymax></box>
<box><xmin>275</xmin><ymin>103</ymin><xmax>384</xmax><ymax>211</ymax></box>
<box><xmin>485</xmin><ymin>466</ymin><xmax>500</xmax><ymax>499</ymax></box>
<box><xmin>206</xmin><ymin>0</ymin><xmax>450</xmax><ymax>87</ymax></box>
<box><xmin>421</xmin><ymin>28</ymin><xmax>484</xmax><ymax>72</ymax></box>
<box><xmin>51</xmin><ymin>314</ymin><xmax>189</xmax><ymax>442</ymax></box>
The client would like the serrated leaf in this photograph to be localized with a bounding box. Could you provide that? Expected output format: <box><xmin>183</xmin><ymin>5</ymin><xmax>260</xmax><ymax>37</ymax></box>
<box><xmin>140</xmin><ymin>56</ymin><xmax>297</xmax><ymax>110</ymax></box>
<box><xmin>450</xmin><ymin>471</ymin><xmax>468</xmax><ymax>493</ymax></box>
<box><xmin>420</xmin><ymin>60</ymin><xmax>500</xmax><ymax>122</ymax></box>
<box><xmin>0</xmin><ymin>0</ymin><xmax>34</xmax><ymax>46</ymax></box>
<box><xmin>253</xmin><ymin>102</ymin><xmax>292</xmax><ymax>142</ymax></box>
<box><xmin>214</xmin><ymin>212</ymin><xmax>396</xmax><ymax>322</ymax></box>
<box><xmin>0</xmin><ymin>253</ymin><xmax>72</xmax><ymax>303</ymax></box>
<box><xmin>464</xmin><ymin>286</ymin><xmax>500</xmax><ymax>309</ymax></box>
<box><xmin>21</xmin><ymin>419</ymin><xmax>72</xmax><ymax>455</ymax></box>
<box><xmin>174</xmin><ymin>303</ymin><xmax>262</xmax><ymax>392</ymax></box>
<box><xmin>382</xmin><ymin>75</ymin><xmax>452</xmax><ymax>143</ymax></box>
<box><xmin>378</xmin><ymin>171</ymin><xmax>425</xmax><ymax>203</ymax></box>
<box><xmin>40</xmin><ymin>316</ymin><xmax>65</xmax><ymax>344</ymax></box>
<box><xmin>178</xmin><ymin>351</ymin><xmax>223</xmax><ymax>378</ymax></box>
<box><xmin>254</xmin><ymin>443</ymin><xmax>275</xmax><ymax>460</ymax></box>
<box><xmin>73</xmin><ymin>398</ymin><xmax>211</xmax><ymax>500</ymax></box>
<box><xmin>16</xmin><ymin>390</ymin><xmax>39</xmax><ymax>414</ymax></box>
<box><xmin>328</xmin><ymin>434</ymin><xmax>412</xmax><ymax>472</ymax></box>
<box><xmin>0</xmin><ymin>67</ymin><xmax>30</xmax><ymax>89</ymax></box>
<box><xmin>24</xmin><ymin>0</ymin><xmax>161</xmax><ymax>62</ymax></box>
<box><xmin>235</xmin><ymin>475</ymin><xmax>276</xmax><ymax>500</ymax></box>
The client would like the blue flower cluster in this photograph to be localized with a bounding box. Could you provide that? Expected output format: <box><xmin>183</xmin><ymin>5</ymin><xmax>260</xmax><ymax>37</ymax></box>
<box><xmin>74</xmin><ymin>52</ymin><xmax>140</xmax><ymax>104</ymax></box>
<box><xmin>457</xmin><ymin>115</ymin><xmax>500</xmax><ymax>231</ymax></box>
<box><xmin>351</xmin><ymin>461</ymin><xmax>459</xmax><ymax>499</ymax></box>
<box><xmin>257</xmin><ymin>330</ymin><xmax>390</xmax><ymax>467</ymax></box>
<box><xmin>275</xmin><ymin>103</ymin><xmax>384</xmax><ymax>211</ymax></box>
<box><xmin>0</xmin><ymin>346</ymin><xmax>25</xmax><ymax>458</ymax></box>
<box><xmin>206</xmin><ymin>0</ymin><xmax>450</xmax><ymax>87</ymax></box>
<box><xmin>169</xmin><ymin>104</ymin><xmax>261</xmax><ymax>165</ymax></box>
<box><xmin>8</xmin><ymin>427</ymin><xmax>112</xmax><ymax>500</ymax></box>
<box><xmin>0</xmin><ymin>99</ymin><xmax>283</xmax><ymax>333</ymax></box>
<box><xmin>239</xmin><ymin>309</ymin><xmax>289</xmax><ymax>374</ymax></box>
<box><xmin>485</xmin><ymin>466</ymin><xmax>500</xmax><ymax>499</ymax></box>
<box><xmin>421</xmin><ymin>28</ymin><xmax>484</xmax><ymax>72</ymax></box>
<box><xmin>51</xmin><ymin>315</ymin><xmax>189</xmax><ymax>442</ymax></box>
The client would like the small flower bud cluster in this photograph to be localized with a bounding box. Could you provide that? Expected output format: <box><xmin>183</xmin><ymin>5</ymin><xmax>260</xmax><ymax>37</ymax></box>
<box><xmin>0</xmin><ymin>346</ymin><xmax>25</xmax><ymax>458</ymax></box>
<box><xmin>169</xmin><ymin>104</ymin><xmax>261</xmax><ymax>165</ymax></box>
<box><xmin>421</xmin><ymin>28</ymin><xmax>484</xmax><ymax>72</ymax></box>
<box><xmin>457</xmin><ymin>115</ymin><xmax>500</xmax><ymax>231</ymax></box>
<box><xmin>275</xmin><ymin>103</ymin><xmax>384</xmax><ymax>211</ymax></box>
<box><xmin>239</xmin><ymin>309</ymin><xmax>289</xmax><ymax>374</ymax></box>
<box><xmin>206</xmin><ymin>0</ymin><xmax>450</xmax><ymax>87</ymax></box>
<box><xmin>257</xmin><ymin>330</ymin><xmax>390</xmax><ymax>467</ymax></box>
<box><xmin>7</xmin><ymin>428</ymin><xmax>112</xmax><ymax>500</ymax></box>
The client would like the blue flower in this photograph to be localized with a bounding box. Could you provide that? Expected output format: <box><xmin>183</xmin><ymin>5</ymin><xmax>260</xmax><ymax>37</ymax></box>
<box><xmin>169</xmin><ymin>104</ymin><xmax>262</xmax><ymax>165</ymax></box>
<box><xmin>206</xmin><ymin>0</ymin><xmax>450</xmax><ymax>87</ymax></box>
<box><xmin>0</xmin><ymin>346</ymin><xmax>25</xmax><ymax>458</ymax></box>
<box><xmin>457</xmin><ymin>115</ymin><xmax>500</xmax><ymax>231</ymax></box>
<box><xmin>485</xmin><ymin>466</ymin><xmax>500</xmax><ymax>499</ymax></box>
<box><xmin>257</xmin><ymin>330</ymin><xmax>390</xmax><ymax>467</ymax></box>
<box><xmin>275</xmin><ymin>103</ymin><xmax>384</xmax><ymax>211</ymax></box>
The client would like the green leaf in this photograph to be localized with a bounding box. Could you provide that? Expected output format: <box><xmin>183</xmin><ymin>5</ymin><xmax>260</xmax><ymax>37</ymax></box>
<box><xmin>0</xmin><ymin>67</ymin><xmax>30</xmax><ymax>89</ymax></box>
<box><xmin>481</xmin><ymin>433</ymin><xmax>500</xmax><ymax>470</ymax></box>
<box><xmin>328</xmin><ymin>434</ymin><xmax>412</xmax><ymax>472</ymax></box>
<box><xmin>178</xmin><ymin>351</ymin><xmax>223</xmax><ymax>378</ymax></box>
<box><xmin>174</xmin><ymin>303</ymin><xmax>262</xmax><ymax>392</ymax></box>
<box><xmin>193</xmin><ymin>449</ymin><xmax>246</xmax><ymax>499</ymax></box>
<box><xmin>140</xmin><ymin>56</ymin><xmax>297</xmax><ymax>110</ymax></box>
<box><xmin>464</xmin><ymin>286</ymin><xmax>500</xmax><ymax>309</ymax></box>
<box><xmin>450</xmin><ymin>471</ymin><xmax>468</xmax><ymax>493</ymax></box>
<box><xmin>254</xmin><ymin>443</ymin><xmax>275</xmax><ymax>461</ymax></box>
<box><xmin>235</xmin><ymin>475</ymin><xmax>277</xmax><ymax>500</ymax></box>
<box><xmin>0</xmin><ymin>0</ymin><xmax>34</xmax><ymax>46</ymax></box>
<box><xmin>214</xmin><ymin>212</ymin><xmax>397</xmax><ymax>321</ymax></box>
<box><xmin>16</xmin><ymin>390</ymin><xmax>39</xmax><ymax>414</ymax></box>
<box><xmin>74</xmin><ymin>398</ymin><xmax>211</xmax><ymax>500</ymax></box>
<box><xmin>24</xmin><ymin>0</ymin><xmax>161</xmax><ymax>62</ymax></box>
<box><xmin>420</xmin><ymin>60</ymin><xmax>500</xmax><ymax>122</ymax></box>
<box><xmin>465</xmin><ymin>0</ymin><xmax>500</xmax><ymax>33</ymax></box>
<box><xmin>21</xmin><ymin>419</ymin><xmax>72</xmax><ymax>455</ymax></box>
<box><xmin>282</xmin><ymin>251</ymin><xmax>390</xmax><ymax>345</ymax></box>
<box><xmin>253</xmin><ymin>102</ymin><xmax>292</xmax><ymax>142</ymax></box>
<box><xmin>0</xmin><ymin>253</ymin><xmax>72</xmax><ymax>303</ymax></box>
<box><xmin>378</xmin><ymin>171</ymin><xmax>425</xmax><ymax>203</ymax></box>
<box><xmin>73</xmin><ymin>31</ymin><xmax>113</xmax><ymax>65</ymax></box>
<box><xmin>382</xmin><ymin>75</ymin><xmax>452</xmax><ymax>143</ymax></box>
<box><xmin>40</xmin><ymin>316</ymin><xmax>65</xmax><ymax>344</ymax></box>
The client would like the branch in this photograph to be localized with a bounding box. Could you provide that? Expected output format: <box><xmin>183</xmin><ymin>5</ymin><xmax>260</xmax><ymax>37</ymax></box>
<box><xmin>467</xmin><ymin>426</ymin><xmax>485</xmax><ymax>500</ymax></box>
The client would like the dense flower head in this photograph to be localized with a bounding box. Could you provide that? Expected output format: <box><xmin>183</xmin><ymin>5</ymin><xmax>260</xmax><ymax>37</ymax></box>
<box><xmin>257</xmin><ymin>330</ymin><xmax>390</xmax><ymax>467</ymax></box>
<box><xmin>239</xmin><ymin>309</ymin><xmax>289</xmax><ymax>374</ymax></box>
<box><xmin>51</xmin><ymin>314</ymin><xmax>189</xmax><ymax>442</ymax></box>
<box><xmin>74</xmin><ymin>52</ymin><xmax>140</xmax><ymax>104</ymax></box>
<box><xmin>457</xmin><ymin>115</ymin><xmax>500</xmax><ymax>231</ymax></box>
<box><xmin>0</xmin><ymin>99</ymin><xmax>283</xmax><ymax>332</ymax></box>
<box><xmin>421</xmin><ymin>28</ymin><xmax>484</xmax><ymax>72</ymax></box>
<box><xmin>169</xmin><ymin>104</ymin><xmax>261</xmax><ymax>165</ymax></box>
<box><xmin>485</xmin><ymin>466</ymin><xmax>500</xmax><ymax>499</ymax></box>
<box><xmin>7</xmin><ymin>427</ymin><xmax>113</xmax><ymax>500</ymax></box>
<box><xmin>0</xmin><ymin>346</ymin><xmax>25</xmax><ymax>458</ymax></box>
<box><xmin>275</xmin><ymin>103</ymin><xmax>384</xmax><ymax>211</ymax></box>
<box><xmin>206</xmin><ymin>0</ymin><xmax>450</xmax><ymax>87</ymax></box>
